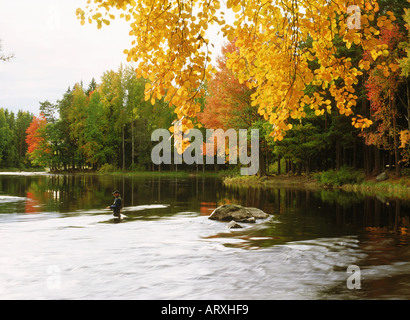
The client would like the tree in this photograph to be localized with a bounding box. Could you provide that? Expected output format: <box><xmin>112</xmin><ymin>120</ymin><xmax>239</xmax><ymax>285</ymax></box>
<box><xmin>15</xmin><ymin>110</ymin><xmax>33</xmax><ymax>166</ymax></box>
<box><xmin>56</xmin><ymin>87</ymin><xmax>77</xmax><ymax>170</ymax></box>
<box><xmin>25</xmin><ymin>114</ymin><xmax>51</xmax><ymax>167</ymax></box>
<box><xmin>199</xmin><ymin>41</ymin><xmax>256</xmax><ymax>130</ymax></box>
<box><xmin>98</xmin><ymin>69</ymin><xmax>125</xmax><ymax>167</ymax></box>
<box><xmin>82</xmin><ymin>90</ymin><xmax>106</xmax><ymax>168</ymax></box>
<box><xmin>199</xmin><ymin>40</ymin><xmax>268</xmax><ymax>175</ymax></box>
<box><xmin>69</xmin><ymin>84</ymin><xmax>89</xmax><ymax>168</ymax></box>
<box><xmin>77</xmin><ymin>0</ymin><xmax>395</xmax><ymax>145</ymax></box>
<box><xmin>0</xmin><ymin>109</ymin><xmax>12</xmax><ymax>167</ymax></box>
<box><xmin>39</xmin><ymin>100</ymin><xmax>58</xmax><ymax>123</ymax></box>
<box><xmin>399</xmin><ymin>8</ymin><xmax>410</xmax><ymax>76</ymax></box>
<box><xmin>362</xmin><ymin>24</ymin><xmax>406</xmax><ymax>176</ymax></box>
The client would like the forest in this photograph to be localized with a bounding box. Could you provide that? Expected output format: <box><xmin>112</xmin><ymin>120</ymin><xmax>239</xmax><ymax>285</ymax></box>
<box><xmin>1</xmin><ymin>0</ymin><xmax>409</xmax><ymax>180</ymax></box>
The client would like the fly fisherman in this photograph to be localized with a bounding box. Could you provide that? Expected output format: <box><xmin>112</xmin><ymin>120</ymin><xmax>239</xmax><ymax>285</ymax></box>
<box><xmin>106</xmin><ymin>190</ymin><xmax>122</xmax><ymax>217</ymax></box>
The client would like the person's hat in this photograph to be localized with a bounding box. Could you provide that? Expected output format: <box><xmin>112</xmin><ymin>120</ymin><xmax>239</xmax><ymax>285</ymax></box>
<box><xmin>112</xmin><ymin>190</ymin><xmax>121</xmax><ymax>195</ymax></box>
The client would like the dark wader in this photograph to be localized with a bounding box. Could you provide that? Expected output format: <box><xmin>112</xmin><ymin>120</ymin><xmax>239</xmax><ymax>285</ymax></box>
<box><xmin>110</xmin><ymin>197</ymin><xmax>122</xmax><ymax>217</ymax></box>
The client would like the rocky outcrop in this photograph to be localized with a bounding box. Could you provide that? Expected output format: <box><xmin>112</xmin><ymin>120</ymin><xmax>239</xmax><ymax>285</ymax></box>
<box><xmin>208</xmin><ymin>204</ymin><xmax>270</xmax><ymax>223</ymax></box>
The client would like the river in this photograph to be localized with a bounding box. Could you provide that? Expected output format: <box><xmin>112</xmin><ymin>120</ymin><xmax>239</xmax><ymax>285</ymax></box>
<box><xmin>0</xmin><ymin>172</ymin><xmax>409</xmax><ymax>299</ymax></box>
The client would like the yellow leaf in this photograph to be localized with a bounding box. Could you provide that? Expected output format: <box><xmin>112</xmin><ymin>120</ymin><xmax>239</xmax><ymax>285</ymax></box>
<box><xmin>232</xmin><ymin>5</ymin><xmax>241</xmax><ymax>13</ymax></box>
<box><xmin>345</xmin><ymin>77</ymin><xmax>354</xmax><ymax>86</ymax></box>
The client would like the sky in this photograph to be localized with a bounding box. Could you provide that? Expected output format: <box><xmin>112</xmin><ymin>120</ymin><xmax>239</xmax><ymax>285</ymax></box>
<box><xmin>0</xmin><ymin>0</ymin><xmax>229</xmax><ymax>116</ymax></box>
<box><xmin>0</xmin><ymin>0</ymin><xmax>142</xmax><ymax>115</ymax></box>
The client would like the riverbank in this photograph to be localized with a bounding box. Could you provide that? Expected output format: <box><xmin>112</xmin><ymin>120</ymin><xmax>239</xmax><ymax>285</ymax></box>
<box><xmin>0</xmin><ymin>167</ymin><xmax>46</xmax><ymax>173</ymax></box>
<box><xmin>223</xmin><ymin>173</ymin><xmax>410</xmax><ymax>200</ymax></box>
<box><xmin>48</xmin><ymin>168</ymin><xmax>232</xmax><ymax>178</ymax></box>
<box><xmin>223</xmin><ymin>174</ymin><xmax>322</xmax><ymax>190</ymax></box>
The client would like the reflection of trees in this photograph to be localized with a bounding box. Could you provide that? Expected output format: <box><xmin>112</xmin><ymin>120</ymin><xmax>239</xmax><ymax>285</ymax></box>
<box><xmin>25</xmin><ymin>192</ymin><xmax>40</xmax><ymax>214</ymax></box>
<box><xmin>2</xmin><ymin>175</ymin><xmax>410</xmax><ymax>234</ymax></box>
<box><xmin>223</xmin><ymin>183</ymin><xmax>410</xmax><ymax>235</ymax></box>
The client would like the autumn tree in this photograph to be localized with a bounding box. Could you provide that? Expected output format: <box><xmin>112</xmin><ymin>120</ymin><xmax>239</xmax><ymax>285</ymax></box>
<box><xmin>25</xmin><ymin>114</ymin><xmax>51</xmax><ymax>167</ymax></box>
<box><xmin>77</xmin><ymin>0</ymin><xmax>397</xmax><ymax>151</ymax></box>
<box><xmin>199</xmin><ymin>41</ymin><xmax>256</xmax><ymax>129</ymax></box>
<box><xmin>362</xmin><ymin>23</ymin><xmax>406</xmax><ymax>175</ymax></box>
<box><xmin>398</xmin><ymin>7</ymin><xmax>410</xmax><ymax>163</ymax></box>
<box><xmin>199</xmin><ymin>40</ymin><xmax>269</xmax><ymax>175</ymax></box>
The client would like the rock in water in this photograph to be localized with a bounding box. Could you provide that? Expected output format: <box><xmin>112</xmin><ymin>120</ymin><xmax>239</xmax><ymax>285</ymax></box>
<box><xmin>208</xmin><ymin>204</ymin><xmax>269</xmax><ymax>222</ymax></box>
<box><xmin>227</xmin><ymin>220</ymin><xmax>243</xmax><ymax>229</ymax></box>
<box><xmin>245</xmin><ymin>207</ymin><xmax>269</xmax><ymax>219</ymax></box>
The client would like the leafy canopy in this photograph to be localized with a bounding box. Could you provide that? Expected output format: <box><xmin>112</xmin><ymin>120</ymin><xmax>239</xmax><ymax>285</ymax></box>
<box><xmin>77</xmin><ymin>0</ymin><xmax>396</xmax><ymax>142</ymax></box>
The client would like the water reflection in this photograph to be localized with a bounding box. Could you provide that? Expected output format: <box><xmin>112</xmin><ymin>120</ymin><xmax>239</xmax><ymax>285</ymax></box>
<box><xmin>1</xmin><ymin>174</ymin><xmax>410</xmax><ymax>299</ymax></box>
<box><xmin>0</xmin><ymin>174</ymin><xmax>409</xmax><ymax>234</ymax></box>
<box><xmin>223</xmin><ymin>185</ymin><xmax>410</xmax><ymax>244</ymax></box>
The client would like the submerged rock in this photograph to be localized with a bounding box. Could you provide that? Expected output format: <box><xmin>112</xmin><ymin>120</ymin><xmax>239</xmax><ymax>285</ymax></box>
<box><xmin>209</xmin><ymin>204</ymin><xmax>269</xmax><ymax>223</ymax></box>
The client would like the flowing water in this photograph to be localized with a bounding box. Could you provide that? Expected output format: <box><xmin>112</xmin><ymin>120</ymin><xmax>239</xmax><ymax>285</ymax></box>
<box><xmin>0</xmin><ymin>172</ymin><xmax>410</xmax><ymax>300</ymax></box>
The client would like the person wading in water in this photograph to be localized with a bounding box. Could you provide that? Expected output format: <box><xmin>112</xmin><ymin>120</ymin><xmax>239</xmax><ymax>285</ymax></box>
<box><xmin>106</xmin><ymin>190</ymin><xmax>122</xmax><ymax>218</ymax></box>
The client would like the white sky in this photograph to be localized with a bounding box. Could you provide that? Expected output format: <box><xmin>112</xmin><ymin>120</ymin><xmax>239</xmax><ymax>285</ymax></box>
<box><xmin>0</xmin><ymin>0</ymin><xmax>229</xmax><ymax>116</ymax></box>
<box><xmin>0</xmin><ymin>0</ymin><xmax>138</xmax><ymax>115</ymax></box>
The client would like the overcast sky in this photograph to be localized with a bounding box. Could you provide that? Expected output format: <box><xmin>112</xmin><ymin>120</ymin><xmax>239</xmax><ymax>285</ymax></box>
<box><xmin>0</xmin><ymin>0</ymin><xmax>136</xmax><ymax>115</ymax></box>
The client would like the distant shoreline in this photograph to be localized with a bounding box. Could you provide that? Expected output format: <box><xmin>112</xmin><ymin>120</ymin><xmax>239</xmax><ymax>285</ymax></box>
<box><xmin>2</xmin><ymin>167</ymin><xmax>410</xmax><ymax>200</ymax></box>
<box><xmin>223</xmin><ymin>174</ymin><xmax>410</xmax><ymax>200</ymax></box>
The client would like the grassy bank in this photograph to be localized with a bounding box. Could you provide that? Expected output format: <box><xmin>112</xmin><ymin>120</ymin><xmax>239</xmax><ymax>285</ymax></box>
<box><xmin>341</xmin><ymin>177</ymin><xmax>410</xmax><ymax>199</ymax></box>
<box><xmin>223</xmin><ymin>174</ymin><xmax>322</xmax><ymax>190</ymax></box>
<box><xmin>49</xmin><ymin>168</ymin><xmax>232</xmax><ymax>178</ymax></box>
<box><xmin>0</xmin><ymin>167</ymin><xmax>46</xmax><ymax>172</ymax></box>
<box><xmin>223</xmin><ymin>171</ymin><xmax>410</xmax><ymax>200</ymax></box>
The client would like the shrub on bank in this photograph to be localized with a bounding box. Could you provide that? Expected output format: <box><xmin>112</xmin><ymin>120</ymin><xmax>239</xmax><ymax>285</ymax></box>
<box><xmin>98</xmin><ymin>163</ymin><xmax>117</xmax><ymax>173</ymax></box>
<box><xmin>315</xmin><ymin>166</ymin><xmax>365</xmax><ymax>187</ymax></box>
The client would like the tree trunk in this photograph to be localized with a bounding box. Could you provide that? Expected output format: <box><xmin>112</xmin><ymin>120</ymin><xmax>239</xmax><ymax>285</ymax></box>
<box><xmin>258</xmin><ymin>144</ymin><xmax>266</xmax><ymax>176</ymax></box>
<box><xmin>374</xmin><ymin>146</ymin><xmax>381</xmax><ymax>175</ymax></box>
<box><xmin>353</xmin><ymin>139</ymin><xmax>357</xmax><ymax>169</ymax></box>
<box><xmin>364</xmin><ymin>144</ymin><xmax>372</xmax><ymax>176</ymax></box>
<box><xmin>393</xmin><ymin>111</ymin><xmax>401</xmax><ymax>177</ymax></box>
<box><xmin>336</xmin><ymin>139</ymin><xmax>341</xmax><ymax>170</ymax></box>
<box><xmin>407</xmin><ymin>78</ymin><xmax>410</xmax><ymax>130</ymax></box>
<box><xmin>122</xmin><ymin>125</ymin><xmax>125</xmax><ymax>170</ymax></box>
<box><xmin>391</xmin><ymin>94</ymin><xmax>401</xmax><ymax>177</ymax></box>
<box><xmin>131</xmin><ymin>118</ymin><xmax>135</xmax><ymax>166</ymax></box>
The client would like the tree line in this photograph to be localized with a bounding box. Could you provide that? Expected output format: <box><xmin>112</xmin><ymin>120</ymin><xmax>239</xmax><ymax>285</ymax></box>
<box><xmin>22</xmin><ymin>65</ymin><xmax>177</xmax><ymax>171</ymax></box>
<box><xmin>0</xmin><ymin>109</ymin><xmax>33</xmax><ymax>169</ymax></box>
